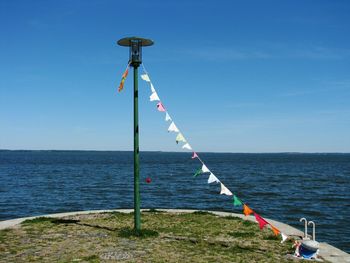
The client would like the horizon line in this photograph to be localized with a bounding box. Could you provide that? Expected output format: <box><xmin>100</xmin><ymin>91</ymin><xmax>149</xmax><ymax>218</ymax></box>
<box><xmin>1</xmin><ymin>149</ymin><xmax>349</xmax><ymax>154</ymax></box>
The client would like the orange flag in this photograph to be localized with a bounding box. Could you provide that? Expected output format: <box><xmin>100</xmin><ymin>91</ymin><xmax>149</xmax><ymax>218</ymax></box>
<box><xmin>243</xmin><ymin>204</ymin><xmax>253</xmax><ymax>216</ymax></box>
<box><xmin>118</xmin><ymin>66</ymin><xmax>129</xmax><ymax>92</ymax></box>
<box><xmin>270</xmin><ymin>225</ymin><xmax>280</xmax><ymax>236</ymax></box>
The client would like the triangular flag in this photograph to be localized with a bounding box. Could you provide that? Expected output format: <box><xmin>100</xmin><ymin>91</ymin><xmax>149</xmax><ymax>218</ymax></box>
<box><xmin>157</xmin><ymin>102</ymin><xmax>166</xmax><ymax>112</ymax></box>
<box><xmin>202</xmin><ymin>164</ymin><xmax>210</xmax><ymax>173</ymax></box>
<box><xmin>193</xmin><ymin>168</ymin><xmax>202</xmax><ymax>177</ymax></box>
<box><xmin>271</xmin><ymin>225</ymin><xmax>280</xmax><ymax>236</ymax></box>
<box><xmin>281</xmin><ymin>232</ymin><xmax>288</xmax><ymax>243</ymax></box>
<box><xmin>150</xmin><ymin>83</ymin><xmax>156</xmax><ymax>93</ymax></box>
<box><xmin>220</xmin><ymin>183</ymin><xmax>233</xmax><ymax>196</ymax></box>
<box><xmin>233</xmin><ymin>195</ymin><xmax>243</xmax><ymax>206</ymax></box>
<box><xmin>176</xmin><ymin>133</ymin><xmax>186</xmax><ymax>144</ymax></box>
<box><xmin>182</xmin><ymin>143</ymin><xmax>192</xmax><ymax>150</ymax></box>
<box><xmin>165</xmin><ymin>112</ymin><xmax>171</xmax><ymax>121</ymax></box>
<box><xmin>208</xmin><ymin>173</ymin><xmax>220</xmax><ymax>184</ymax></box>
<box><xmin>243</xmin><ymin>204</ymin><xmax>253</xmax><ymax>216</ymax></box>
<box><xmin>150</xmin><ymin>92</ymin><xmax>160</xmax><ymax>101</ymax></box>
<box><xmin>168</xmin><ymin>122</ymin><xmax>179</xmax><ymax>132</ymax></box>
<box><xmin>118</xmin><ymin>67</ymin><xmax>129</xmax><ymax>92</ymax></box>
<box><xmin>254</xmin><ymin>213</ymin><xmax>269</xmax><ymax>230</ymax></box>
<box><xmin>141</xmin><ymin>74</ymin><xmax>150</xmax><ymax>82</ymax></box>
<box><xmin>191</xmin><ymin>152</ymin><xmax>198</xmax><ymax>159</ymax></box>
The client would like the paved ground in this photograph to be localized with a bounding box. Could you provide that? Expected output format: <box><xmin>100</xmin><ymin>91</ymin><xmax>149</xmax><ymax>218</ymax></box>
<box><xmin>1</xmin><ymin>209</ymin><xmax>349</xmax><ymax>262</ymax></box>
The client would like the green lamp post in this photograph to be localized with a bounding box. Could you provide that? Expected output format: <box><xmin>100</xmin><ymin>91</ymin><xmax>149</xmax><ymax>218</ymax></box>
<box><xmin>117</xmin><ymin>37</ymin><xmax>154</xmax><ymax>233</ymax></box>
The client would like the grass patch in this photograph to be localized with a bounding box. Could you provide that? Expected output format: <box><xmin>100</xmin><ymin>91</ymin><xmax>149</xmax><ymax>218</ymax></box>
<box><xmin>21</xmin><ymin>217</ymin><xmax>55</xmax><ymax>225</ymax></box>
<box><xmin>242</xmin><ymin>220</ymin><xmax>256</xmax><ymax>227</ymax></box>
<box><xmin>118</xmin><ymin>227</ymin><xmax>159</xmax><ymax>238</ymax></box>
<box><xmin>1</xmin><ymin>211</ymin><xmax>295</xmax><ymax>262</ymax></box>
<box><xmin>228</xmin><ymin>231</ymin><xmax>256</xmax><ymax>238</ymax></box>
<box><xmin>0</xmin><ymin>229</ymin><xmax>11</xmax><ymax>242</ymax></box>
<box><xmin>222</xmin><ymin>215</ymin><xmax>242</xmax><ymax>221</ymax></box>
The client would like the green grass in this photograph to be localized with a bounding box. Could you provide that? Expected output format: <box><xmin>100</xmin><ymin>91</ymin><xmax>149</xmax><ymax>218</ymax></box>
<box><xmin>0</xmin><ymin>212</ymin><xmax>296</xmax><ymax>262</ymax></box>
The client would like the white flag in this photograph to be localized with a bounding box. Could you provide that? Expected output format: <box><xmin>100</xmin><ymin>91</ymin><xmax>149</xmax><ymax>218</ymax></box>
<box><xmin>176</xmin><ymin>133</ymin><xmax>186</xmax><ymax>143</ymax></box>
<box><xmin>150</xmin><ymin>92</ymin><xmax>160</xmax><ymax>101</ymax></box>
<box><xmin>150</xmin><ymin>83</ymin><xmax>156</xmax><ymax>93</ymax></box>
<box><xmin>168</xmin><ymin>122</ymin><xmax>179</xmax><ymax>132</ymax></box>
<box><xmin>141</xmin><ymin>74</ymin><xmax>150</xmax><ymax>82</ymax></box>
<box><xmin>202</xmin><ymin>164</ymin><xmax>210</xmax><ymax>173</ymax></box>
<box><xmin>208</xmin><ymin>173</ymin><xmax>220</xmax><ymax>184</ymax></box>
<box><xmin>182</xmin><ymin>143</ymin><xmax>192</xmax><ymax>150</ymax></box>
<box><xmin>220</xmin><ymin>183</ymin><xmax>233</xmax><ymax>196</ymax></box>
<box><xmin>165</xmin><ymin>112</ymin><xmax>172</xmax><ymax>121</ymax></box>
<box><xmin>281</xmin><ymin>233</ymin><xmax>288</xmax><ymax>243</ymax></box>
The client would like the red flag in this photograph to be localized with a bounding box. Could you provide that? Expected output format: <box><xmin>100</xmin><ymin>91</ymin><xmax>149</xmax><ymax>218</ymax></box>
<box><xmin>254</xmin><ymin>213</ymin><xmax>269</xmax><ymax>230</ymax></box>
<box><xmin>191</xmin><ymin>152</ymin><xmax>198</xmax><ymax>159</ymax></box>
<box><xmin>118</xmin><ymin>66</ymin><xmax>129</xmax><ymax>92</ymax></box>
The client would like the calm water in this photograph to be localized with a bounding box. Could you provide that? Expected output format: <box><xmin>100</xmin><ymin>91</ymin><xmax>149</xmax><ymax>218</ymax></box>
<box><xmin>0</xmin><ymin>151</ymin><xmax>349</xmax><ymax>252</ymax></box>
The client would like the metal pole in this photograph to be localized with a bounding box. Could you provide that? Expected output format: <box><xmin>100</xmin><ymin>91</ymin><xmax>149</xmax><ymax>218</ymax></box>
<box><xmin>133</xmin><ymin>65</ymin><xmax>141</xmax><ymax>232</ymax></box>
<box><xmin>117</xmin><ymin>36</ymin><xmax>154</xmax><ymax>234</ymax></box>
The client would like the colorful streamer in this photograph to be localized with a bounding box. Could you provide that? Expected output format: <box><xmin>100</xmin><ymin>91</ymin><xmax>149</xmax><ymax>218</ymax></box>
<box><xmin>118</xmin><ymin>64</ymin><xmax>129</xmax><ymax>92</ymax></box>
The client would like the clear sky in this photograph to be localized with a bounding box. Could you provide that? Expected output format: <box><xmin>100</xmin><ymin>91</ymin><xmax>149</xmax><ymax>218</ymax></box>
<box><xmin>0</xmin><ymin>0</ymin><xmax>349</xmax><ymax>152</ymax></box>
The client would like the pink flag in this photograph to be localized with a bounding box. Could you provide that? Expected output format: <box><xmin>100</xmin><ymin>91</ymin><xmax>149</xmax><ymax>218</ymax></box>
<box><xmin>157</xmin><ymin>102</ymin><xmax>166</xmax><ymax>112</ymax></box>
<box><xmin>191</xmin><ymin>152</ymin><xmax>198</xmax><ymax>159</ymax></box>
<box><xmin>254</xmin><ymin>213</ymin><xmax>269</xmax><ymax>230</ymax></box>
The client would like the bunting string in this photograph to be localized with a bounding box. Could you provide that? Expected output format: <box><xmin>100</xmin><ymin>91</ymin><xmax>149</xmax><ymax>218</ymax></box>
<box><xmin>139</xmin><ymin>63</ymin><xmax>289</xmax><ymax>244</ymax></box>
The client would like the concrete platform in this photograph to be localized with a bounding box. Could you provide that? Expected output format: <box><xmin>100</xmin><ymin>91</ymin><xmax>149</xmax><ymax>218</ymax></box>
<box><xmin>1</xmin><ymin>209</ymin><xmax>349</xmax><ymax>262</ymax></box>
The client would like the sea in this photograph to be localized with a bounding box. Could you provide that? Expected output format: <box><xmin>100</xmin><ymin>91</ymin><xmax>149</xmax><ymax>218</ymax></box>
<box><xmin>0</xmin><ymin>150</ymin><xmax>349</xmax><ymax>252</ymax></box>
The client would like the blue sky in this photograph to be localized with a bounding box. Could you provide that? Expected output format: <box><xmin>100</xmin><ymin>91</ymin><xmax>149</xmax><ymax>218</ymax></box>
<box><xmin>0</xmin><ymin>0</ymin><xmax>349</xmax><ymax>152</ymax></box>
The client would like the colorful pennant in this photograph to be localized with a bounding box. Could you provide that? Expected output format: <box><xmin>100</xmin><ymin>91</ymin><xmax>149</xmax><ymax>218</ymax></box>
<box><xmin>191</xmin><ymin>152</ymin><xmax>198</xmax><ymax>159</ymax></box>
<box><xmin>182</xmin><ymin>143</ymin><xmax>192</xmax><ymax>150</ymax></box>
<box><xmin>118</xmin><ymin>66</ymin><xmax>129</xmax><ymax>92</ymax></box>
<box><xmin>141</xmin><ymin>74</ymin><xmax>150</xmax><ymax>82</ymax></box>
<box><xmin>220</xmin><ymin>183</ymin><xmax>233</xmax><ymax>196</ymax></box>
<box><xmin>243</xmin><ymin>204</ymin><xmax>253</xmax><ymax>216</ymax></box>
<box><xmin>165</xmin><ymin>112</ymin><xmax>172</xmax><ymax>121</ymax></box>
<box><xmin>202</xmin><ymin>164</ymin><xmax>210</xmax><ymax>173</ymax></box>
<box><xmin>233</xmin><ymin>195</ymin><xmax>243</xmax><ymax>206</ymax></box>
<box><xmin>208</xmin><ymin>173</ymin><xmax>220</xmax><ymax>184</ymax></box>
<box><xmin>254</xmin><ymin>213</ymin><xmax>269</xmax><ymax>230</ymax></box>
<box><xmin>150</xmin><ymin>92</ymin><xmax>160</xmax><ymax>101</ymax></box>
<box><xmin>281</xmin><ymin>233</ymin><xmax>288</xmax><ymax>243</ymax></box>
<box><xmin>176</xmin><ymin>133</ymin><xmax>186</xmax><ymax>144</ymax></box>
<box><xmin>193</xmin><ymin>168</ymin><xmax>202</xmax><ymax>177</ymax></box>
<box><xmin>271</xmin><ymin>225</ymin><xmax>280</xmax><ymax>236</ymax></box>
<box><xmin>150</xmin><ymin>83</ymin><xmax>156</xmax><ymax>93</ymax></box>
<box><xmin>157</xmin><ymin>102</ymin><xmax>166</xmax><ymax>112</ymax></box>
<box><xmin>168</xmin><ymin>122</ymin><xmax>179</xmax><ymax>132</ymax></box>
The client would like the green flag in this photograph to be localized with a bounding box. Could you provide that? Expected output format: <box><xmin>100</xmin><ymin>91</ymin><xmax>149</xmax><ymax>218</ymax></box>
<box><xmin>233</xmin><ymin>195</ymin><xmax>243</xmax><ymax>206</ymax></box>
<box><xmin>193</xmin><ymin>168</ymin><xmax>202</xmax><ymax>177</ymax></box>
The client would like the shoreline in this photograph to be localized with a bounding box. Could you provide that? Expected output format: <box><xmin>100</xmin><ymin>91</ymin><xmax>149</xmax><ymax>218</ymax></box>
<box><xmin>1</xmin><ymin>209</ymin><xmax>349</xmax><ymax>262</ymax></box>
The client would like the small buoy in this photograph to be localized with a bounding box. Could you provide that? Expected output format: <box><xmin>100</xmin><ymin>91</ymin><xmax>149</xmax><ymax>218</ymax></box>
<box><xmin>146</xmin><ymin>177</ymin><xmax>152</xmax><ymax>184</ymax></box>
